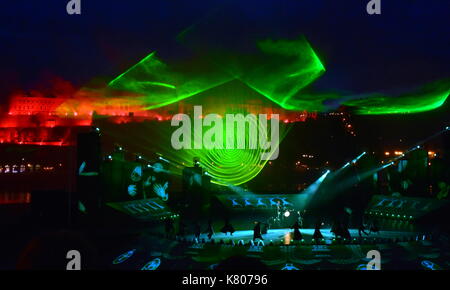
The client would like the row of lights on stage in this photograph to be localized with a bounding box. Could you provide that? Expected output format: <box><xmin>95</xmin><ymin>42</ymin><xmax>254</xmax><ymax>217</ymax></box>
<box><xmin>366</xmin><ymin>211</ymin><xmax>414</xmax><ymax>220</ymax></box>
<box><xmin>175</xmin><ymin>237</ymin><xmax>328</xmax><ymax>246</ymax></box>
<box><xmin>159</xmin><ymin>214</ymin><xmax>180</xmax><ymax>220</ymax></box>
<box><xmin>175</xmin><ymin>236</ymin><xmax>413</xmax><ymax>247</ymax></box>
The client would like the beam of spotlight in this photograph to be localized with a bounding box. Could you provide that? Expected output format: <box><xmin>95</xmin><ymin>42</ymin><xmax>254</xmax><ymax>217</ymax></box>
<box><xmin>201</xmin><ymin>173</ymin><xmax>252</xmax><ymax>196</ymax></box>
<box><xmin>351</xmin><ymin>151</ymin><xmax>367</xmax><ymax>164</ymax></box>
<box><xmin>335</xmin><ymin>151</ymin><xmax>366</xmax><ymax>175</ymax></box>
<box><xmin>382</xmin><ymin>127</ymin><xmax>448</xmax><ymax>163</ymax></box>
<box><xmin>226</xmin><ymin>184</ymin><xmax>255</xmax><ymax>196</ymax></box>
<box><xmin>296</xmin><ymin>169</ymin><xmax>331</xmax><ymax>210</ymax></box>
<box><xmin>309</xmin><ymin>127</ymin><xmax>448</xmax><ymax>206</ymax></box>
<box><xmin>154</xmin><ymin>152</ymin><xmax>186</xmax><ymax>169</ymax></box>
<box><xmin>158</xmin><ymin>156</ymin><xmax>171</xmax><ymax>164</ymax></box>
<box><xmin>406</xmin><ymin>127</ymin><xmax>450</xmax><ymax>153</ymax></box>
<box><xmin>334</xmin><ymin>162</ymin><xmax>393</xmax><ymax>192</ymax></box>
<box><xmin>356</xmin><ymin>161</ymin><xmax>395</xmax><ymax>181</ymax></box>
<box><xmin>382</xmin><ymin>161</ymin><xmax>395</xmax><ymax>169</ymax></box>
<box><xmin>300</xmin><ymin>169</ymin><xmax>331</xmax><ymax>196</ymax></box>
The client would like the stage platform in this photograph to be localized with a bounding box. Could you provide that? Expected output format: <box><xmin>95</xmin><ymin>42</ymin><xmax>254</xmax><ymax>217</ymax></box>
<box><xmin>184</xmin><ymin>228</ymin><xmax>422</xmax><ymax>244</ymax></box>
<box><xmin>105</xmin><ymin>227</ymin><xmax>449</xmax><ymax>270</ymax></box>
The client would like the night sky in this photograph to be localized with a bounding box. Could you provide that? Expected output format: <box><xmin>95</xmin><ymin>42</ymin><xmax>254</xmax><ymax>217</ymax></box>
<box><xmin>0</xmin><ymin>0</ymin><xmax>449</xmax><ymax>102</ymax></box>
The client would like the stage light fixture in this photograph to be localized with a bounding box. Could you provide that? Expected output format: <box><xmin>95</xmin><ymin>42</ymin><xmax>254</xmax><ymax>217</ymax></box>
<box><xmin>141</xmin><ymin>258</ymin><xmax>161</xmax><ymax>271</ymax></box>
<box><xmin>158</xmin><ymin>156</ymin><xmax>170</xmax><ymax>163</ymax></box>
<box><xmin>284</xmin><ymin>211</ymin><xmax>290</xmax><ymax>217</ymax></box>
<box><xmin>112</xmin><ymin>249</ymin><xmax>136</xmax><ymax>265</ymax></box>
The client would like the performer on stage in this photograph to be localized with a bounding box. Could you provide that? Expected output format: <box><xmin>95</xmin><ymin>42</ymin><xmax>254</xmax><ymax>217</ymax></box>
<box><xmin>358</xmin><ymin>224</ymin><xmax>369</xmax><ymax>237</ymax></box>
<box><xmin>313</xmin><ymin>219</ymin><xmax>324</xmax><ymax>240</ymax></box>
<box><xmin>357</xmin><ymin>217</ymin><xmax>369</xmax><ymax>237</ymax></box>
<box><xmin>206</xmin><ymin>219</ymin><xmax>214</xmax><ymax>240</ymax></box>
<box><xmin>253</xmin><ymin>222</ymin><xmax>264</xmax><ymax>241</ymax></box>
<box><xmin>261</xmin><ymin>221</ymin><xmax>269</xmax><ymax>234</ymax></box>
<box><xmin>291</xmin><ymin>221</ymin><xmax>303</xmax><ymax>241</ymax></box>
<box><xmin>331</xmin><ymin>219</ymin><xmax>343</xmax><ymax>238</ymax></box>
<box><xmin>342</xmin><ymin>222</ymin><xmax>352</xmax><ymax>240</ymax></box>
<box><xmin>220</xmin><ymin>218</ymin><xmax>235</xmax><ymax>236</ymax></box>
<box><xmin>369</xmin><ymin>219</ymin><xmax>380</xmax><ymax>234</ymax></box>
<box><xmin>194</xmin><ymin>222</ymin><xmax>201</xmax><ymax>240</ymax></box>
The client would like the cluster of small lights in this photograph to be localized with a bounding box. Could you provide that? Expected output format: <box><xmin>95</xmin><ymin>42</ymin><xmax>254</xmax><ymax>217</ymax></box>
<box><xmin>301</xmin><ymin>154</ymin><xmax>314</xmax><ymax>158</ymax></box>
<box><xmin>385</xmin><ymin>149</ymin><xmax>438</xmax><ymax>159</ymax></box>
<box><xmin>339</xmin><ymin>113</ymin><xmax>356</xmax><ymax>137</ymax></box>
<box><xmin>103</xmin><ymin>141</ymin><xmax>179</xmax><ymax>170</ymax></box>
<box><xmin>295</xmin><ymin>161</ymin><xmax>311</xmax><ymax>170</ymax></box>
<box><xmin>0</xmin><ymin>163</ymin><xmax>62</xmax><ymax>174</ymax></box>
<box><xmin>160</xmin><ymin>214</ymin><xmax>179</xmax><ymax>220</ymax></box>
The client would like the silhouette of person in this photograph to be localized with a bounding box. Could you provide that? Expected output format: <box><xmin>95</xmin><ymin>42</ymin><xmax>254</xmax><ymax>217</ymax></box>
<box><xmin>291</xmin><ymin>221</ymin><xmax>303</xmax><ymax>241</ymax></box>
<box><xmin>261</xmin><ymin>221</ymin><xmax>269</xmax><ymax>234</ymax></box>
<box><xmin>358</xmin><ymin>224</ymin><xmax>369</xmax><ymax>237</ymax></box>
<box><xmin>221</xmin><ymin>219</ymin><xmax>235</xmax><ymax>236</ymax></box>
<box><xmin>206</xmin><ymin>219</ymin><xmax>214</xmax><ymax>240</ymax></box>
<box><xmin>194</xmin><ymin>222</ymin><xmax>202</xmax><ymax>240</ymax></box>
<box><xmin>313</xmin><ymin>220</ymin><xmax>324</xmax><ymax>240</ymax></box>
<box><xmin>369</xmin><ymin>219</ymin><xmax>380</xmax><ymax>234</ymax></box>
<box><xmin>331</xmin><ymin>219</ymin><xmax>343</xmax><ymax>238</ymax></box>
<box><xmin>341</xmin><ymin>222</ymin><xmax>352</xmax><ymax>240</ymax></box>
<box><xmin>253</xmin><ymin>222</ymin><xmax>263</xmax><ymax>241</ymax></box>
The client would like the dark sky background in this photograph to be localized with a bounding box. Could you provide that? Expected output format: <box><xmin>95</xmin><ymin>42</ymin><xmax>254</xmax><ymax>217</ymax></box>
<box><xmin>0</xmin><ymin>0</ymin><xmax>449</xmax><ymax>100</ymax></box>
